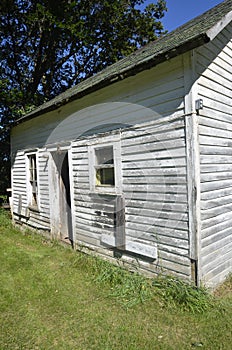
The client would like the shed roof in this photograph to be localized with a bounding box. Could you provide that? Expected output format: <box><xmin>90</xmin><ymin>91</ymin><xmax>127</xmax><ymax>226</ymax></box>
<box><xmin>20</xmin><ymin>0</ymin><xmax>232</xmax><ymax>122</ymax></box>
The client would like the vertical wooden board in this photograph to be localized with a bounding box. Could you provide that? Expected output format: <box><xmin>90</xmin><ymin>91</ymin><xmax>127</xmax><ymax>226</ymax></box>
<box><xmin>115</xmin><ymin>195</ymin><xmax>125</xmax><ymax>249</ymax></box>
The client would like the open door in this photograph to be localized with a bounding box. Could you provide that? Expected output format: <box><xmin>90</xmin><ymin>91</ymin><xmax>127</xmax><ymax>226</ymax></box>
<box><xmin>49</xmin><ymin>150</ymin><xmax>73</xmax><ymax>246</ymax></box>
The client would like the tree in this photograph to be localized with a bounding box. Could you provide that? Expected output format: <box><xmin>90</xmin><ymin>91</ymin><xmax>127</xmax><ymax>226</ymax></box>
<box><xmin>0</xmin><ymin>0</ymin><xmax>167</xmax><ymax>193</ymax></box>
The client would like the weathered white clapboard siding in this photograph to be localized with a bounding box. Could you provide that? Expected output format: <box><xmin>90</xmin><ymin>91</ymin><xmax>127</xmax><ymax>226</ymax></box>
<box><xmin>11</xmin><ymin>151</ymin><xmax>27</xmax><ymax>216</ymax></box>
<box><xmin>70</xmin><ymin>115</ymin><xmax>190</xmax><ymax>278</ymax></box>
<box><xmin>35</xmin><ymin>151</ymin><xmax>50</xmax><ymax>228</ymax></box>
<box><xmin>72</xmin><ymin>141</ymin><xmax>109</xmax><ymax>244</ymax></box>
<box><xmin>196</xmin><ymin>22</ymin><xmax>232</xmax><ymax>285</ymax></box>
<box><xmin>121</xmin><ymin>116</ymin><xmax>190</xmax><ymax>277</ymax></box>
<box><xmin>11</xmin><ymin>149</ymin><xmax>50</xmax><ymax>230</ymax></box>
<box><xmin>11</xmin><ymin>55</ymin><xmax>185</xmax><ymax>153</ymax></box>
<box><xmin>11</xmin><ymin>54</ymin><xmax>185</xmax><ymax>237</ymax></box>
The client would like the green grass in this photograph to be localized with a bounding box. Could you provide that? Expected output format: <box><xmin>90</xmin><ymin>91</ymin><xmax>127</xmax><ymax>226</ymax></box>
<box><xmin>0</xmin><ymin>209</ymin><xmax>231</xmax><ymax>350</ymax></box>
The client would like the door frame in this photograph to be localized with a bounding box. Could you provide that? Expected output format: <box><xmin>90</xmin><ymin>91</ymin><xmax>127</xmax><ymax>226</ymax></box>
<box><xmin>48</xmin><ymin>144</ymin><xmax>75</xmax><ymax>246</ymax></box>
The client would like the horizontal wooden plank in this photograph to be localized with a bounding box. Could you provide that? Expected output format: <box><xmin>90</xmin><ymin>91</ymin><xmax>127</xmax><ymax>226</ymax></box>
<box><xmin>75</xmin><ymin>214</ymin><xmax>114</xmax><ymax>230</ymax></box>
<box><xmin>127</xmin><ymin>199</ymin><xmax>187</xmax><ymax>213</ymax></box>
<box><xmin>201</xmin><ymin>252</ymin><xmax>232</xmax><ymax>285</ymax></box>
<box><xmin>126</xmin><ymin>240</ymin><xmax>157</xmax><ymax>259</ymax></box>
<box><xmin>198</xmin><ymin>75</ymin><xmax>232</xmax><ymax>101</ymax></box>
<box><xmin>122</xmin><ymin>131</ymin><xmax>185</xmax><ymax>149</ymax></box>
<box><xmin>126</xmin><ymin>225</ymin><xmax>189</xmax><ymax>241</ymax></box>
<box><xmin>200</xmin><ymin>145</ymin><xmax>232</xmax><ymax>156</ymax></box>
<box><xmin>157</xmin><ymin>243</ymin><xmax>189</xmax><ymax>258</ymax></box>
<box><xmin>123</xmin><ymin>183</ymin><xmax>187</xmax><ymax>194</ymax></box>
<box><xmin>123</xmin><ymin>168</ymin><xmax>186</xmax><ymax>177</ymax></box>
<box><xmin>122</xmin><ymin>142</ymin><xmax>186</xmax><ymax>159</ymax></box>
<box><xmin>199</xmin><ymin>108</ymin><xmax>232</xmax><ymax>126</ymax></box>
<box><xmin>73</xmin><ymin>183</ymin><xmax>90</xmax><ymax>190</ymax></box>
<box><xmin>202</xmin><ymin>231</ymin><xmax>232</xmax><ymax>256</ymax></box>
<box><xmin>198</xmin><ymin>84</ymin><xmax>232</xmax><ymax>109</ymax></box>
<box><xmin>125</xmin><ymin>206</ymin><xmax>188</xmax><ymax>222</ymax></box>
<box><xmin>201</xmin><ymin>163</ymin><xmax>232</xmax><ymax>173</ymax></box>
<box><xmin>76</xmin><ymin>221</ymin><xmax>113</xmax><ymax>236</ymax></box>
<box><xmin>201</xmin><ymin>194</ymin><xmax>232</xmax><ymax>210</ymax></box>
<box><xmin>122</xmin><ymin>147</ymin><xmax>186</xmax><ymax>162</ymax></box>
<box><xmin>124</xmin><ymin>72</ymin><xmax>184</xmax><ymax>102</ymax></box>
<box><xmin>199</xmin><ymin>115</ymin><xmax>232</xmax><ymax>133</ymax></box>
<box><xmin>202</xmin><ymin>210</ymin><xmax>232</xmax><ymax>231</ymax></box>
<box><xmin>200</xmin><ymin>154</ymin><xmax>232</xmax><ymax>164</ymax></box>
<box><xmin>201</xmin><ymin>172</ymin><xmax>232</xmax><ymax>182</ymax></box>
<box><xmin>199</xmin><ymin>134</ymin><xmax>232</xmax><ymax>147</ymax></box>
<box><xmin>201</xmin><ymin>178</ymin><xmax>232</xmax><ymax>192</ymax></box>
<box><xmin>202</xmin><ymin>246</ymin><xmax>232</xmax><ymax>277</ymax></box>
<box><xmin>197</xmin><ymin>51</ymin><xmax>232</xmax><ymax>85</ymax></box>
<box><xmin>156</xmin><ymin>251</ymin><xmax>190</xmax><ymax>275</ymax></box>
<box><xmin>201</xmin><ymin>186</ymin><xmax>232</xmax><ymax>201</ymax></box>
<box><xmin>122</xmin><ymin>122</ymin><xmax>185</xmax><ymax>143</ymax></box>
<box><xmin>122</xmin><ymin>158</ymin><xmax>186</xmax><ymax>169</ymax></box>
<box><xmin>124</xmin><ymin>191</ymin><xmax>188</xmax><ymax>203</ymax></box>
<box><xmin>126</xmin><ymin>217</ymin><xmax>188</xmax><ymax>232</ymax></box>
<box><xmin>201</xmin><ymin>202</ymin><xmax>232</xmax><ymax>220</ymax></box>
<box><xmin>123</xmin><ymin>176</ymin><xmax>186</xmax><ymax>186</ymax></box>
<box><xmin>201</xmin><ymin>216</ymin><xmax>232</xmax><ymax>238</ymax></box>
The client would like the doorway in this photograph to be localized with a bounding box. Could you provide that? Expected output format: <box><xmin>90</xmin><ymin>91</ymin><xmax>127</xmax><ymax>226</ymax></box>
<box><xmin>49</xmin><ymin>150</ymin><xmax>73</xmax><ymax>246</ymax></box>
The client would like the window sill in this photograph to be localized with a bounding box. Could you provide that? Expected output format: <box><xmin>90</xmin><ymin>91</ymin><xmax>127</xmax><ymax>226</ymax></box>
<box><xmin>28</xmin><ymin>205</ymin><xmax>40</xmax><ymax>213</ymax></box>
<box><xmin>94</xmin><ymin>189</ymin><xmax>119</xmax><ymax>196</ymax></box>
<box><xmin>94</xmin><ymin>185</ymin><xmax>122</xmax><ymax>195</ymax></box>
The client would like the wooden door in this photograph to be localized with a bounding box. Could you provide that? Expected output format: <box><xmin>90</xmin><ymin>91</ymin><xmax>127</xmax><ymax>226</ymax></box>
<box><xmin>49</xmin><ymin>151</ymin><xmax>73</xmax><ymax>245</ymax></box>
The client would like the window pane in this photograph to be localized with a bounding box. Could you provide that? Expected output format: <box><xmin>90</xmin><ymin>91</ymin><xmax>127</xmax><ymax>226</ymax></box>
<box><xmin>28</xmin><ymin>154</ymin><xmax>38</xmax><ymax>206</ymax></box>
<box><xmin>96</xmin><ymin>167</ymin><xmax>115</xmax><ymax>186</ymax></box>
<box><xmin>95</xmin><ymin>146</ymin><xmax>114</xmax><ymax>165</ymax></box>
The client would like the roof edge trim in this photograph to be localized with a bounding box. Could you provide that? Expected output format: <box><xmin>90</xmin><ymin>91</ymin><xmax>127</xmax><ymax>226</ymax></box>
<box><xmin>206</xmin><ymin>10</ymin><xmax>232</xmax><ymax>40</ymax></box>
<box><xmin>16</xmin><ymin>34</ymin><xmax>209</xmax><ymax>125</ymax></box>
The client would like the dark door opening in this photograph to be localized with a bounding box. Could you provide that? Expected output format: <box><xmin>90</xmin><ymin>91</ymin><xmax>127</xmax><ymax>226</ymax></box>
<box><xmin>60</xmin><ymin>152</ymin><xmax>73</xmax><ymax>246</ymax></box>
<box><xmin>50</xmin><ymin>150</ymin><xmax>73</xmax><ymax>246</ymax></box>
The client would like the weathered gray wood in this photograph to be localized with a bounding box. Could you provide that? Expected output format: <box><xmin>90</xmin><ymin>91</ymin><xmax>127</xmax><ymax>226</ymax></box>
<box><xmin>195</xmin><ymin>23</ymin><xmax>232</xmax><ymax>287</ymax></box>
<box><xmin>11</xmin><ymin>17</ymin><xmax>232</xmax><ymax>289</ymax></box>
<box><xmin>115</xmin><ymin>195</ymin><xmax>125</xmax><ymax>249</ymax></box>
<box><xmin>126</xmin><ymin>240</ymin><xmax>157</xmax><ymax>259</ymax></box>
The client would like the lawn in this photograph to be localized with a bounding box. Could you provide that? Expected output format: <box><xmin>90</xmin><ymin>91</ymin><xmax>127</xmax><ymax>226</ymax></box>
<box><xmin>0</xmin><ymin>209</ymin><xmax>231</xmax><ymax>350</ymax></box>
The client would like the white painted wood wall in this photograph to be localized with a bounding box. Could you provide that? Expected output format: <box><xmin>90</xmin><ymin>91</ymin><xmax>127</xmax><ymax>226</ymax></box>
<box><xmin>12</xmin><ymin>53</ymin><xmax>190</xmax><ymax>279</ymax></box>
<box><xmin>72</xmin><ymin>115</ymin><xmax>190</xmax><ymax>278</ymax></box>
<box><xmin>11</xmin><ymin>21</ymin><xmax>232</xmax><ymax>286</ymax></box>
<box><xmin>196</xmin><ymin>22</ymin><xmax>232</xmax><ymax>286</ymax></box>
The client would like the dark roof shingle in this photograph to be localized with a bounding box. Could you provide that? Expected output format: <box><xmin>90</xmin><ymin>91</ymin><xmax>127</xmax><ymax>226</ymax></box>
<box><xmin>20</xmin><ymin>0</ymin><xmax>232</xmax><ymax>122</ymax></box>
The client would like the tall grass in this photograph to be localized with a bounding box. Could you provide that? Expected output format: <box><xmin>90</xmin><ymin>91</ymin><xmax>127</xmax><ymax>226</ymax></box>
<box><xmin>71</xmin><ymin>253</ymin><xmax>213</xmax><ymax>312</ymax></box>
<box><xmin>0</xmin><ymin>209</ymin><xmax>231</xmax><ymax>350</ymax></box>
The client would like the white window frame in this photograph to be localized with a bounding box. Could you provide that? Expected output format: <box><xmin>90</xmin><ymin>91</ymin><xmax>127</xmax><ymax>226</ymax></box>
<box><xmin>88</xmin><ymin>137</ymin><xmax>122</xmax><ymax>195</ymax></box>
<box><xmin>25</xmin><ymin>151</ymin><xmax>40</xmax><ymax>210</ymax></box>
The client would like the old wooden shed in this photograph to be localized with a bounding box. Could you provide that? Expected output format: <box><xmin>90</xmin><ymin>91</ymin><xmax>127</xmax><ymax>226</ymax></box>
<box><xmin>11</xmin><ymin>0</ymin><xmax>232</xmax><ymax>287</ymax></box>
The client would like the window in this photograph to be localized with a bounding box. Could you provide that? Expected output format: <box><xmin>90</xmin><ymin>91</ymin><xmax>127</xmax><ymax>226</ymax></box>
<box><xmin>89</xmin><ymin>139</ymin><xmax>122</xmax><ymax>194</ymax></box>
<box><xmin>95</xmin><ymin>146</ymin><xmax>115</xmax><ymax>187</ymax></box>
<box><xmin>27</xmin><ymin>153</ymin><xmax>38</xmax><ymax>208</ymax></box>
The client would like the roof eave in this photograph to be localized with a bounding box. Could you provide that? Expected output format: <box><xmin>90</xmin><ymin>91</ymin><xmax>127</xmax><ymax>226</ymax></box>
<box><xmin>16</xmin><ymin>33</ymin><xmax>210</xmax><ymax>125</ymax></box>
<box><xmin>206</xmin><ymin>10</ymin><xmax>232</xmax><ymax>40</ymax></box>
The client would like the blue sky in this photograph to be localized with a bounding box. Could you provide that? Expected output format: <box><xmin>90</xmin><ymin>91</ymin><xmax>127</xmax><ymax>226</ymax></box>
<box><xmin>143</xmin><ymin>0</ymin><xmax>224</xmax><ymax>31</ymax></box>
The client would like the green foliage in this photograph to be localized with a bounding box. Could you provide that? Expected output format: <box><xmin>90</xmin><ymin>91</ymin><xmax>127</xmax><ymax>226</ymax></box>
<box><xmin>0</xmin><ymin>0</ymin><xmax>167</xmax><ymax>192</ymax></box>
<box><xmin>0</xmin><ymin>208</ymin><xmax>12</xmax><ymax>228</ymax></box>
<box><xmin>1</xmin><ymin>0</ymin><xmax>167</xmax><ymax>102</ymax></box>
<box><xmin>152</xmin><ymin>275</ymin><xmax>213</xmax><ymax>313</ymax></box>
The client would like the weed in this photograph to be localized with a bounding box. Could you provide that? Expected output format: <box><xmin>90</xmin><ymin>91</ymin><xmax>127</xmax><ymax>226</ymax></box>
<box><xmin>152</xmin><ymin>275</ymin><xmax>213</xmax><ymax>313</ymax></box>
<box><xmin>0</xmin><ymin>208</ymin><xmax>13</xmax><ymax>229</ymax></box>
<box><xmin>72</xmin><ymin>253</ymin><xmax>213</xmax><ymax>312</ymax></box>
